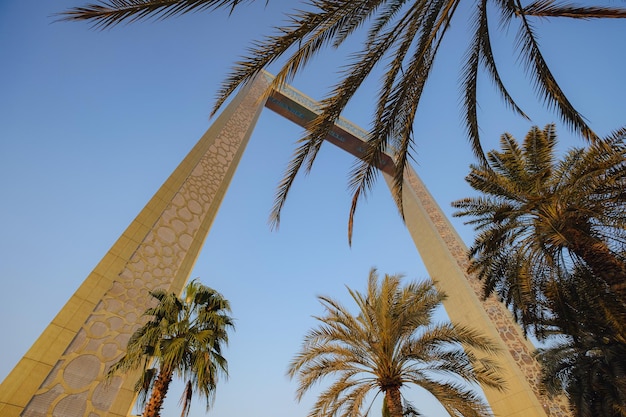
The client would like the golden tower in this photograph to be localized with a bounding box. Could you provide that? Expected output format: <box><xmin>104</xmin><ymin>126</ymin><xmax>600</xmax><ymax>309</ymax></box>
<box><xmin>0</xmin><ymin>72</ymin><xmax>570</xmax><ymax>417</ymax></box>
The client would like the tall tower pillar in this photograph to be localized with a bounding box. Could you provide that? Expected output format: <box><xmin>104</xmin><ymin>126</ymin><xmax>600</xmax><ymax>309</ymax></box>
<box><xmin>396</xmin><ymin>169</ymin><xmax>571</xmax><ymax>417</ymax></box>
<box><xmin>0</xmin><ymin>75</ymin><xmax>269</xmax><ymax>417</ymax></box>
<box><xmin>262</xmin><ymin>76</ymin><xmax>571</xmax><ymax>417</ymax></box>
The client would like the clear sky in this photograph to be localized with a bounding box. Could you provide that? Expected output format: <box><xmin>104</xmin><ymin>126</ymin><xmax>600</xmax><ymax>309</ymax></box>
<box><xmin>0</xmin><ymin>1</ymin><xmax>624</xmax><ymax>417</ymax></box>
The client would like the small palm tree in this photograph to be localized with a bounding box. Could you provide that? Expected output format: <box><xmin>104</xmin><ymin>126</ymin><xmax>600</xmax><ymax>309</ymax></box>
<box><xmin>59</xmin><ymin>0</ymin><xmax>626</xmax><ymax>240</ymax></box>
<box><xmin>288</xmin><ymin>268</ymin><xmax>505</xmax><ymax>417</ymax></box>
<box><xmin>452</xmin><ymin>124</ymin><xmax>626</xmax><ymax>329</ymax></box>
<box><xmin>108</xmin><ymin>279</ymin><xmax>234</xmax><ymax>417</ymax></box>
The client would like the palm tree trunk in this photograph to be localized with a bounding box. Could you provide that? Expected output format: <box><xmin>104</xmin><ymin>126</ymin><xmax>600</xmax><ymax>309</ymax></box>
<box><xmin>566</xmin><ymin>228</ymin><xmax>626</xmax><ymax>300</ymax></box>
<box><xmin>143</xmin><ymin>368</ymin><xmax>173</xmax><ymax>417</ymax></box>
<box><xmin>384</xmin><ymin>387</ymin><xmax>404</xmax><ymax>417</ymax></box>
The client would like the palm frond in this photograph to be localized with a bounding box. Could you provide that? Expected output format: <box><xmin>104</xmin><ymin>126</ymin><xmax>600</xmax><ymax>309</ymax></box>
<box><xmin>267</xmin><ymin>137</ymin><xmax>320</xmax><ymax>231</ymax></box>
<box><xmin>411</xmin><ymin>377</ymin><xmax>492</xmax><ymax>417</ymax></box>
<box><xmin>460</xmin><ymin>0</ymin><xmax>486</xmax><ymax>161</ymax></box>
<box><xmin>523</xmin><ymin>1</ymin><xmax>626</xmax><ymax>19</ymax></box>
<box><xmin>513</xmin><ymin>3</ymin><xmax>598</xmax><ymax>141</ymax></box>
<box><xmin>59</xmin><ymin>0</ymin><xmax>258</xmax><ymax>29</ymax></box>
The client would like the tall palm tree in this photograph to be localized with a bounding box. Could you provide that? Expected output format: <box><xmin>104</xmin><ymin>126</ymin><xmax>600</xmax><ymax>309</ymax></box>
<box><xmin>451</xmin><ymin>124</ymin><xmax>626</xmax><ymax>330</ymax></box>
<box><xmin>107</xmin><ymin>279</ymin><xmax>234</xmax><ymax>417</ymax></box>
<box><xmin>287</xmin><ymin>268</ymin><xmax>505</xmax><ymax>417</ymax></box>
<box><xmin>59</xmin><ymin>0</ymin><xmax>626</xmax><ymax>240</ymax></box>
<box><xmin>536</xmin><ymin>266</ymin><xmax>626</xmax><ymax>417</ymax></box>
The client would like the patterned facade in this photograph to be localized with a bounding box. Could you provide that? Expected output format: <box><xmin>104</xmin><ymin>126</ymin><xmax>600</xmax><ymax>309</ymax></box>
<box><xmin>0</xmin><ymin>75</ymin><xmax>269</xmax><ymax>417</ymax></box>
<box><xmin>401</xmin><ymin>170</ymin><xmax>571</xmax><ymax>417</ymax></box>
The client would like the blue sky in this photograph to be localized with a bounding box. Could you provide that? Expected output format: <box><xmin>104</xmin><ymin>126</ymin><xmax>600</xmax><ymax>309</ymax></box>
<box><xmin>0</xmin><ymin>1</ymin><xmax>624</xmax><ymax>417</ymax></box>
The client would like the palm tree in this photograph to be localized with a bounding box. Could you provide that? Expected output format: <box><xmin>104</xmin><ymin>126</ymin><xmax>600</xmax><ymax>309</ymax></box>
<box><xmin>287</xmin><ymin>268</ymin><xmax>505</xmax><ymax>417</ymax></box>
<box><xmin>453</xmin><ymin>125</ymin><xmax>626</xmax><ymax>415</ymax></box>
<box><xmin>452</xmin><ymin>124</ymin><xmax>626</xmax><ymax>330</ymax></box>
<box><xmin>107</xmin><ymin>279</ymin><xmax>234</xmax><ymax>417</ymax></box>
<box><xmin>535</xmin><ymin>266</ymin><xmax>626</xmax><ymax>417</ymax></box>
<box><xmin>59</xmin><ymin>0</ymin><xmax>626</xmax><ymax>240</ymax></box>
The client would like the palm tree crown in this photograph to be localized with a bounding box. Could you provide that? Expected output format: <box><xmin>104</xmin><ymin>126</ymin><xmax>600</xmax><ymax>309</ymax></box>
<box><xmin>288</xmin><ymin>268</ymin><xmax>504</xmax><ymax>417</ymax></box>
<box><xmin>107</xmin><ymin>279</ymin><xmax>234</xmax><ymax>417</ymax></box>
<box><xmin>452</xmin><ymin>124</ymin><xmax>626</xmax><ymax>330</ymax></box>
<box><xmin>453</xmin><ymin>125</ymin><xmax>626</xmax><ymax>415</ymax></box>
<box><xmin>59</xmin><ymin>0</ymin><xmax>626</xmax><ymax>240</ymax></box>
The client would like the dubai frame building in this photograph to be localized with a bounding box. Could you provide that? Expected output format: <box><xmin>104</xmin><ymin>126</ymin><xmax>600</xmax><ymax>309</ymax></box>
<box><xmin>0</xmin><ymin>72</ymin><xmax>571</xmax><ymax>417</ymax></box>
